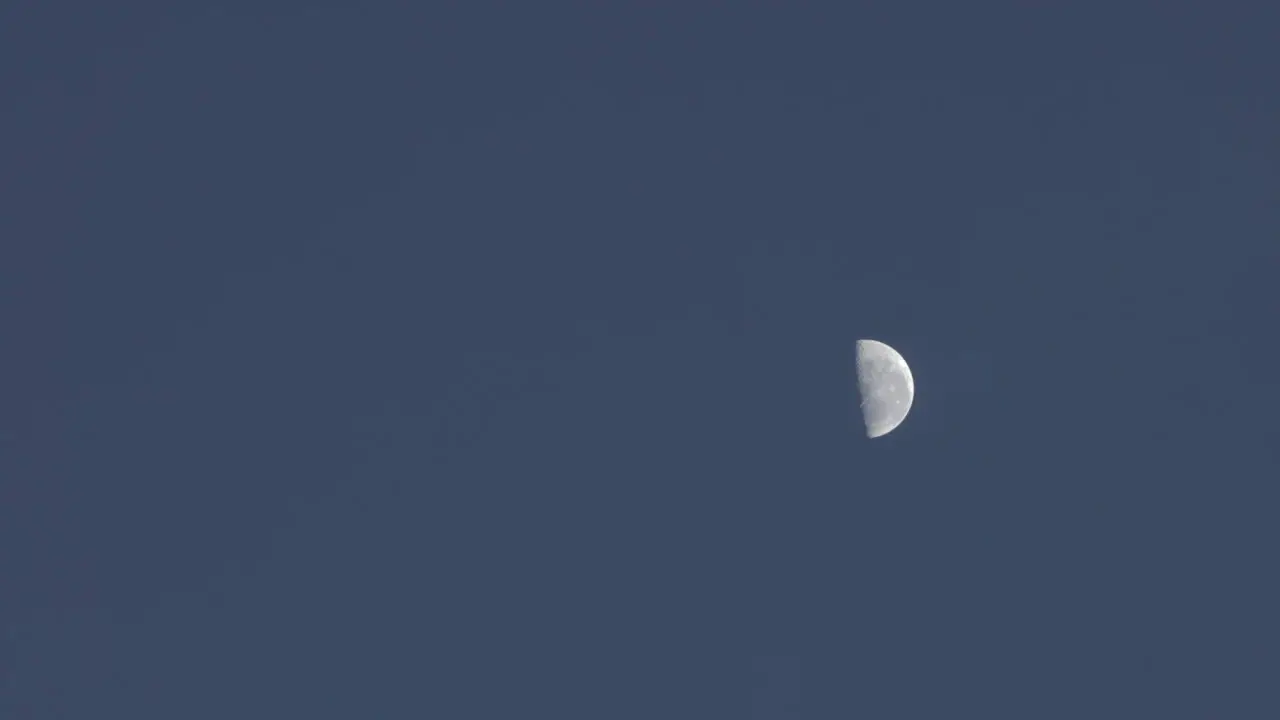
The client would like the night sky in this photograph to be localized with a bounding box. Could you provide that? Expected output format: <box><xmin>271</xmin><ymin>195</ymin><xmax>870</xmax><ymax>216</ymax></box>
<box><xmin>4</xmin><ymin>4</ymin><xmax>1278</xmax><ymax>717</ymax></box>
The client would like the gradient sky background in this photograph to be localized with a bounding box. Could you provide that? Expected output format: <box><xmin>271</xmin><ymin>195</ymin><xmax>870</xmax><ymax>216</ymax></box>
<box><xmin>3</xmin><ymin>3</ymin><xmax>1278</xmax><ymax>717</ymax></box>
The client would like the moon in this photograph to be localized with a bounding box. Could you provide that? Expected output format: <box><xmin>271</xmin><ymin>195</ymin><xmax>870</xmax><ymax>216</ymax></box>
<box><xmin>855</xmin><ymin>339</ymin><xmax>915</xmax><ymax>438</ymax></box>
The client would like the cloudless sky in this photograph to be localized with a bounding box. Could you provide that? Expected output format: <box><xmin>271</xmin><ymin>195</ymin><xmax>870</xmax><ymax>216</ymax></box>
<box><xmin>3</xmin><ymin>3</ymin><xmax>1278</xmax><ymax>717</ymax></box>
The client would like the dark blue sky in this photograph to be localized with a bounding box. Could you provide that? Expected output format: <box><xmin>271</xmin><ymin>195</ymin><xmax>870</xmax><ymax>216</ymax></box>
<box><xmin>3</xmin><ymin>3</ymin><xmax>1278</xmax><ymax>717</ymax></box>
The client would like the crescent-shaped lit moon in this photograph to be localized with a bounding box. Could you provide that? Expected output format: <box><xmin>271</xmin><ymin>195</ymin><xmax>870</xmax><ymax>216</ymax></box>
<box><xmin>855</xmin><ymin>339</ymin><xmax>915</xmax><ymax>438</ymax></box>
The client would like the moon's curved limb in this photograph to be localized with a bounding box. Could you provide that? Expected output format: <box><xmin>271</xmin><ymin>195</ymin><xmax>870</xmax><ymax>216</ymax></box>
<box><xmin>855</xmin><ymin>339</ymin><xmax>915</xmax><ymax>438</ymax></box>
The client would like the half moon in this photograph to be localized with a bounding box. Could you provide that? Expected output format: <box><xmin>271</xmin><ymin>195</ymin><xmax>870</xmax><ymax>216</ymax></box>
<box><xmin>855</xmin><ymin>339</ymin><xmax>915</xmax><ymax>438</ymax></box>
